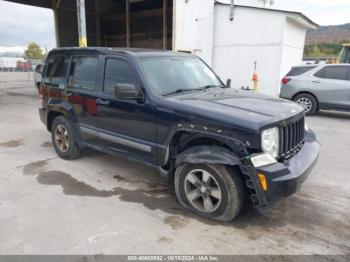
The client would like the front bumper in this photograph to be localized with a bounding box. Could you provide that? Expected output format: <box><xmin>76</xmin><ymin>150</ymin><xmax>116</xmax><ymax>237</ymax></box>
<box><xmin>245</xmin><ymin>130</ymin><xmax>320</xmax><ymax>210</ymax></box>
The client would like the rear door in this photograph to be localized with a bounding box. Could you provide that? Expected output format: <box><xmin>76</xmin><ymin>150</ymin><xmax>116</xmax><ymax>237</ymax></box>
<box><xmin>65</xmin><ymin>54</ymin><xmax>101</xmax><ymax>143</ymax></box>
<box><xmin>309</xmin><ymin>65</ymin><xmax>350</xmax><ymax>110</ymax></box>
<box><xmin>95</xmin><ymin>56</ymin><xmax>158</xmax><ymax>163</ymax></box>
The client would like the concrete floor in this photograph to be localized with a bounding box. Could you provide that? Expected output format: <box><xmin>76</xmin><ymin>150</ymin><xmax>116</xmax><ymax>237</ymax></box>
<box><xmin>0</xmin><ymin>72</ymin><xmax>349</xmax><ymax>255</ymax></box>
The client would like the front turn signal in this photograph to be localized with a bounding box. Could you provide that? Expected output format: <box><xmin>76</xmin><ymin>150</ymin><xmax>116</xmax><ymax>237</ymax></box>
<box><xmin>258</xmin><ymin>173</ymin><xmax>268</xmax><ymax>191</ymax></box>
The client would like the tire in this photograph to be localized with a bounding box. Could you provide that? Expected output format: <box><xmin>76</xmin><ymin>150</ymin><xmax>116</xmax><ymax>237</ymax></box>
<box><xmin>293</xmin><ymin>93</ymin><xmax>317</xmax><ymax>116</ymax></box>
<box><xmin>51</xmin><ymin>116</ymin><xmax>81</xmax><ymax>160</ymax></box>
<box><xmin>174</xmin><ymin>163</ymin><xmax>245</xmax><ymax>222</ymax></box>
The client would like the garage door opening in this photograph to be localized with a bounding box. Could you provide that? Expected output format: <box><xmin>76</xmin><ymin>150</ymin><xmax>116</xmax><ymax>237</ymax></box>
<box><xmin>100</xmin><ymin>0</ymin><xmax>173</xmax><ymax>50</ymax></box>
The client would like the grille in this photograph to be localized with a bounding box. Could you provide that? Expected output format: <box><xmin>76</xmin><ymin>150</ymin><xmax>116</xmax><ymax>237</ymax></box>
<box><xmin>279</xmin><ymin>117</ymin><xmax>305</xmax><ymax>159</ymax></box>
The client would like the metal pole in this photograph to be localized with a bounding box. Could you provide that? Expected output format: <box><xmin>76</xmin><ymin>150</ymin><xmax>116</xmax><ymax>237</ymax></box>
<box><xmin>76</xmin><ymin>0</ymin><xmax>87</xmax><ymax>47</ymax></box>
<box><xmin>230</xmin><ymin>0</ymin><xmax>234</xmax><ymax>21</ymax></box>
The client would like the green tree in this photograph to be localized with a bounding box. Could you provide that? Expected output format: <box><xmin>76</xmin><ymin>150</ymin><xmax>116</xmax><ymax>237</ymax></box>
<box><xmin>24</xmin><ymin>42</ymin><xmax>44</xmax><ymax>59</ymax></box>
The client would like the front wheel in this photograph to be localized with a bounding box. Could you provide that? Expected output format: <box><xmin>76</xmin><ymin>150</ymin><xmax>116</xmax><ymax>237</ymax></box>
<box><xmin>174</xmin><ymin>163</ymin><xmax>245</xmax><ymax>222</ymax></box>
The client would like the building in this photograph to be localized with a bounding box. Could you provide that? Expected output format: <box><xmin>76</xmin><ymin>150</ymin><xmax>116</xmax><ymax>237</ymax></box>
<box><xmin>212</xmin><ymin>1</ymin><xmax>318</xmax><ymax>95</ymax></box>
<box><xmin>4</xmin><ymin>0</ymin><xmax>317</xmax><ymax>96</ymax></box>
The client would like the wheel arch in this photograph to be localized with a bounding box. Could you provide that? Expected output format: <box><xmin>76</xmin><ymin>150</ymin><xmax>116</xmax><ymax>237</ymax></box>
<box><xmin>46</xmin><ymin>99</ymin><xmax>76</xmax><ymax>132</ymax></box>
<box><xmin>292</xmin><ymin>91</ymin><xmax>319</xmax><ymax>109</ymax></box>
<box><xmin>47</xmin><ymin>111</ymin><xmax>64</xmax><ymax>132</ymax></box>
<box><xmin>174</xmin><ymin>145</ymin><xmax>242</xmax><ymax>168</ymax></box>
<box><xmin>166</xmin><ymin>130</ymin><xmax>248</xmax><ymax>165</ymax></box>
<box><xmin>162</xmin><ymin>130</ymin><xmax>248</xmax><ymax>186</ymax></box>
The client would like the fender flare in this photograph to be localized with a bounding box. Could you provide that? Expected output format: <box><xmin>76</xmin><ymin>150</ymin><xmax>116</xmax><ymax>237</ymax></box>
<box><xmin>46</xmin><ymin>99</ymin><xmax>84</xmax><ymax>147</ymax></box>
<box><xmin>46</xmin><ymin>99</ymin><xmax>75</xmax><ymax>120</ymax></box>
<box><xmin>175</xmin><ymin>145</ymin><xmax>242</xmax><ymax>167</ymax></box>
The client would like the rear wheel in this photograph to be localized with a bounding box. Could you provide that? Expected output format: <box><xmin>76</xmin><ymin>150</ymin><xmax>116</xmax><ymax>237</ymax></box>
<box><xmin>51</xmin><ymin>116</ymin><xmax>80</xmax><ymax>160</ymax></box>
<box><xmin>174</xmin><ymin>163</ymin><xmax>244</xmax><ymax>222</ymax></box>
<box><xmin>293</xmin><ymin>93</ymin><xmax>317</xmax><ymax>115</ymax></box>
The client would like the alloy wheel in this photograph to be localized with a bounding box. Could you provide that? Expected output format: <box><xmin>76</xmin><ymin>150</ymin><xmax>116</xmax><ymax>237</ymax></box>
<box><xmin>296</xmin><ymin>97</ymin><xmax>312</xmax><ymax>113</ymax></box>
<box><xmin>184</xmin><ymin>169</ymin><xmax>222</xmax><ymax>213</ymax></box>
<box><xmin>54</xmin><ymin>124</ymin><xmax>70</xmax><ymax>153</ymax></box>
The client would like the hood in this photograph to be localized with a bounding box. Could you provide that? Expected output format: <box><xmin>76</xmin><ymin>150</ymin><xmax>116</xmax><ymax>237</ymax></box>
<box><xmin>165</xmin><ymin>88</ymin><xmax>304</xmax><ymax>131</ymax></box>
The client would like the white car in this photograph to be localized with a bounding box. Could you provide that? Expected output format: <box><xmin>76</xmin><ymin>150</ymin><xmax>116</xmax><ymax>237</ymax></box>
<box><xmin>34</xmin><ymin>63</ymin><xmax>44</xmax><ymax>91</ymax></box>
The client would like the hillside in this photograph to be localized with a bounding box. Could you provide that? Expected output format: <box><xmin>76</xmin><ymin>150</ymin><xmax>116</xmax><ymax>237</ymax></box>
<box><xmin>306</xmin><ymin>23</ymin><xmax>350</xmax><ymax>45</ymax></box>
<box><xmin>304</xmin><ymin>23</ymin><xmax>350</xmax><ymax>58</ymax></box>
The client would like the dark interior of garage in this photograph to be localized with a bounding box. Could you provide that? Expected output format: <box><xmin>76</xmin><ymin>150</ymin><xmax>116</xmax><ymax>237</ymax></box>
<box><xmin>5</xmin><ymin>0</ymin><xmax>173</xmax><ymax>50</ymax></box>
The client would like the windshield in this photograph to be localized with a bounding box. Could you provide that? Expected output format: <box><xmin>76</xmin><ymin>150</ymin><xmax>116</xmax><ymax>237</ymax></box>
<box><xmin>139</xmin><ymin>56</ymin><xmax>222</xmax><ymax>96</ymax></box>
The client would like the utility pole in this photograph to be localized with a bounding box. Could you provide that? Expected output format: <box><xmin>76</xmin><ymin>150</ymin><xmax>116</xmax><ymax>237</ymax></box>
<box><xmin>76</xmin><ymin>0</ymin><xmax>87</xmax><ymax>47</ymax></box>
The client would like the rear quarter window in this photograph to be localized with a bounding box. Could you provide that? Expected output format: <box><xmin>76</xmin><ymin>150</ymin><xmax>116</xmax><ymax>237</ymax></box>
<box><xmin>44</xmin><ymin>55</ymin><xmax>67</xmax><ymax>86</ymax></box>
<box><xmin>286</xmin><ymin>66</ymin><xmax>317</xmax><ymax>76</ymax></box>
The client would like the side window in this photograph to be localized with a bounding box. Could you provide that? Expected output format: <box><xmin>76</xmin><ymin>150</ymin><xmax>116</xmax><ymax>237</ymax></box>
<box><xmin>103</xmin><ymin>58</ymin><xmax>139</xmax><ymax>95</ymax></box>
<box><xmin>69</xmin><ymin>56</ymin><xmax>98</xmax><ymax>91</ymax></box>
<box><xmin>315</xmin><ymin>66</ymin><xmax>348</xmax><ymax>81</ymax></box>
<box><xmin>44</xmin><ymin>55</ymin><xmax>67</xmax><ymax>86</ymax></box>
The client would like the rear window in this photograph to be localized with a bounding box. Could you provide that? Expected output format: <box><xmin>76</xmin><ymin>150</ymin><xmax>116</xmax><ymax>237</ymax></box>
<box><xmin>286</xmin><ymin>66</ymin><xmax>317</xmax><ymax>76</ymax></box>
<box><xmin>314</xmin><ymin>66</ymin><xmax>349</xmax><ymax>81</ymax></box>
<box><xmin>44</xmin><ymin>55</ymin><xmax>67</xmax><ymax>86</ymax></box>
<box><xmin>68</xmin><ymin>56</ymin><xmax>98</xmax><ymax>91</ymax></box>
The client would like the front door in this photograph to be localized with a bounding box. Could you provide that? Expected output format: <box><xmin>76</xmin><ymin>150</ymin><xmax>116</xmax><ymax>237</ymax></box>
<box><xmin>95</xmin><ymin>56</ymin><xmax>158</xmax><ymax>163</ymax></box>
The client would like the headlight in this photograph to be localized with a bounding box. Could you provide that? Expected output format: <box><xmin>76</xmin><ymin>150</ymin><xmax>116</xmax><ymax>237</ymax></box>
<box><xmin>261</xmin><ymin>127</ymin><xmax>279</xmax><ymax>158</ymax></box>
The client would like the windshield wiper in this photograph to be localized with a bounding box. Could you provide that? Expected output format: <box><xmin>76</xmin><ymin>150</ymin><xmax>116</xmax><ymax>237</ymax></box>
<box><xmin>163</xmin><ymin>88</ymin><xmax>200</xmax><ymax>97</ymax></box>
<box><xmin>197</xmin><ymin>84</ymin><xmax>224</xmax><ymax>90</ymax></box>
<box><xmin>163</xmin><ymin>85</ymin><xmax>224</xmax><ymax>97</ymax></box>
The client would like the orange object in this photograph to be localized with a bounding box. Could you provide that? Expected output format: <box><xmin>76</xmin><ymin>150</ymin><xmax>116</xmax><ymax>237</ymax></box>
<box><xmin>257</xmin><ymin>173</ymin><xmax>268</xmax><ymax>191</ymax></box>
<box><xmin>252</xmin><ymin>72</ymin><xmax>258</xmax><ymax>81</ymax></box>
<box><xmin>252</xmin><ymin>61</ymin><xmax>259</xmax><ymax>92</ymax></box>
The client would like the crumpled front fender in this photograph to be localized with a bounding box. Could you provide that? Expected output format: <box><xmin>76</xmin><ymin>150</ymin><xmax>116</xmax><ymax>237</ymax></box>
<box><xmin>175</xmin><ymin>145</ymin><xmax>242</xmax><ymax>167</ymax></box>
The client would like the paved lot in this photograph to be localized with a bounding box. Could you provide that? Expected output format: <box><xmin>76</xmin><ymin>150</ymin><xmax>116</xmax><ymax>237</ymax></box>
<box><xmin>0</xmin><ymin>72</ymin><xmax>349</xmax><ymax>255</ymax></box>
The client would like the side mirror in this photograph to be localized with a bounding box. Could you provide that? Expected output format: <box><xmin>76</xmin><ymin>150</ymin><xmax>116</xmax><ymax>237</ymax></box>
<box><xmin>114</xmin><ymin>83</ymin><xmax>143</xmax><ymax>100</ymax></box>
<box><xmin>226</xmin><ymin>79</ymin><xmax>231</xmax><ymax>88</ymax></box>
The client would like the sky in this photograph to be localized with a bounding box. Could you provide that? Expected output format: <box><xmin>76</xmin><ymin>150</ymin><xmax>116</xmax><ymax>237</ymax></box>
<box><xmin>0</xmin><ymin>0</ymin><xmax>349</xmax><ymax>52</ymax></box>
<box><xmin>0</xmin><ymin>0</ymin><xmax>55</xmax><ymax>52</ymax></box>
<box><xmin>272</xmin><ymin>0</ymin><xmax>350</xmax><ymax>26</ymax></box>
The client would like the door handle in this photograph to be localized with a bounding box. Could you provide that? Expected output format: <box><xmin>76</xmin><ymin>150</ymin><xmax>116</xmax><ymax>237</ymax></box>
<box><xmin>63</xmin><ymin>91</ymin><xmax>73</xmax><ymax>97</ymax></box>
<box><xmin>312</xmin><ymin>80</ymin><xmax>321</xmax><ymax>84</ymax></box>
<box><xmin>96</xmin><ymin>98</ymin><xmax>110</xmax><ymax>106</ymax></box>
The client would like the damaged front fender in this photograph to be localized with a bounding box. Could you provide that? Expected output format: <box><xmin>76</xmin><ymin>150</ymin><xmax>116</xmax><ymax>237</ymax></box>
<box><xmin>175</xmin><ymin>145</ymin><xmax>242</xmax><ymax>167</ymax></box>
<box><xmin>175</xmin><ymin>145</ymin><xmax>269</xmax><ymax>209</ymax></box>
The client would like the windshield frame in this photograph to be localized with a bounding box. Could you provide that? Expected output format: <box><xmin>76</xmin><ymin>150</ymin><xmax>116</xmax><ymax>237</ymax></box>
<box><xmin>136</xmin><ymin>54</ymin><xmax>224</xmax><ymax>97</ymax></box>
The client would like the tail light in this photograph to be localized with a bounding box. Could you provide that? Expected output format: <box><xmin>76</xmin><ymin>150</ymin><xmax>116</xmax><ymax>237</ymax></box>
<box><xmin>281</xmin><ymin>77</ymin><xmax>291</xmax><ymax>85</ymax></box>
<box><xmin>39</xmin><ymin>85</ymin><xmax>45</xmax><ymax>107</ymax></box>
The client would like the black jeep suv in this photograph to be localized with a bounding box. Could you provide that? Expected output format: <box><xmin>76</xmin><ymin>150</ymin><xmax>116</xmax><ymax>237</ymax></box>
<box><xmin>39</xmin><ymin>48</ymin><xmax>320</xmax><ymax>221</ymax></box>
